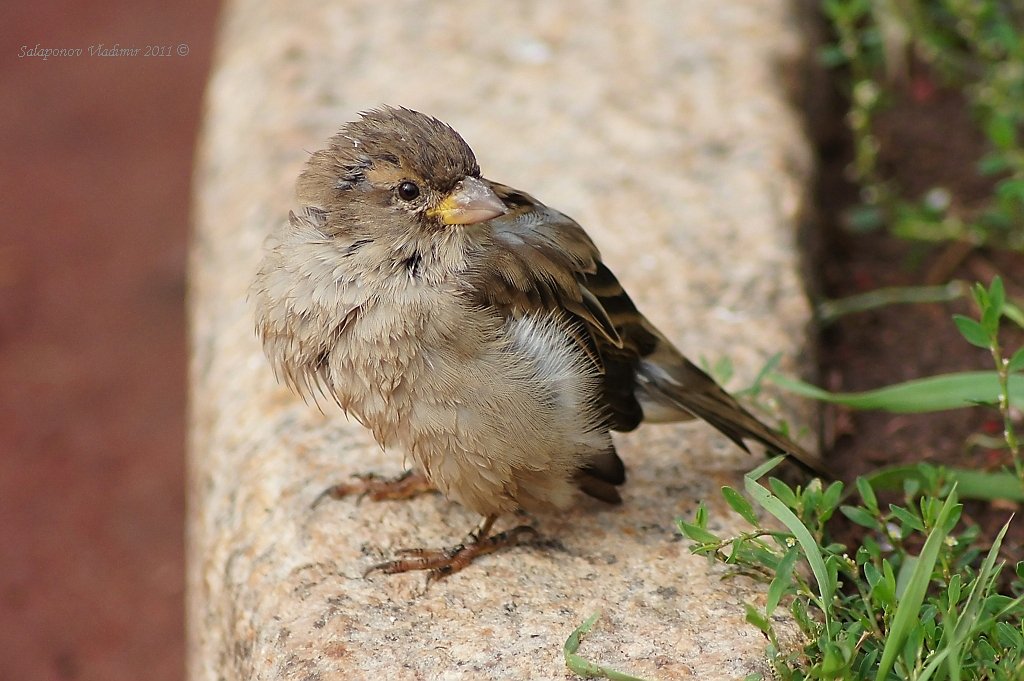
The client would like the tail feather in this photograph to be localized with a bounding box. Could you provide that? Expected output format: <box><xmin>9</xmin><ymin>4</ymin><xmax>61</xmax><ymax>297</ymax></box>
<box><xmin>573</xmin><ymin>260</ymin><xmax>826</xmax><ymax>475</ymax></box>
<box><xmin>636</xmin><ymin>345</ymin><xmax>827</xmax><ymax>475</ymax></box>
<box><xmin>575</xmin><ymin>448</ymin><xmax>626</xmax><ymax>504</ymax></box>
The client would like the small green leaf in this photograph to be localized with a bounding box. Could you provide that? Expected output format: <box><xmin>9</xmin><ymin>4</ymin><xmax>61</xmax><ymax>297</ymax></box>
<box><xmin>824</xmin><ymin>554</ymin><xmax>841</xmax><ymax>596</ymax></box>
<box><xmin>889</xmin><ymin>504</ymin><xmax>926</xmax><ymax>533</ymax></box>
<box><xmin>982</xmin><ymin>305</ymin><xmax>1002</xmax><ymax>338</ymax></box>
<box><xmin>859</xmin><ymin>538</ymin><xmax>881</xmax><ymax>564</ymax></box>
<box><xmin>822</xmin><ymin>481</ymin><xmax>844</xmax><ymax>513</ymax></box>
<box><xmin>677</xmin><ymin>520</ymin><xmax>719</xmax><ymax>545</ymax></box>
<box><xmin>985</xmin><ymin>114</ymin><xmax>1016</xmax><ymax>150</ymax></box>
<box><xmin>564</xmin><ymin>613</ymin><xmax>651</xmax><ymax>681</ymax></box>
<box><xmin>986</xmin><ymin>594</ymin><xmax>1014</xmax><ymax>615</ymax></box>
<box><xmin>994</xmin><ymin>621</ymin><xmax>1022</xmax><ymax>649</ymax></box>
<box><xmin>867</xmin><ymin>561</ymin><xmax>896</xmax><ymax>608</ymax></box>
<box><xmin>713</xmin><ymin>356</ymin><xmax>734</xmax><ymax>385</ymax></box>
<box><xmin>953</xmin><ymin>315</ymin><xmax>990</xmax><ymax>349</ymax></box>
<box><xmin>845</xmin><ymin>204</ymin><xmax>885</xmax><ymax>233</ymax></box>
<box><xmin>694</xmin><ymin>502</ymin><xmax>708</xmax><ymax>527</ymax></box>
<box><xmin>818</xmin><ymin>44</ymin><xmax>849</xmax><ymax>68</ymax></box>
<box><xmin>856</xmin><ymin>476</ymin><xmax>879</xmax><ymax>512</ymax></box>
<box><xmin>863</xmin><ymin>561</ymin><xmax>882</xmax><ymax>589</ymax></box>
<box><xmin>1008</xmin><ymin>347</ymin><xmax>1024</xmax><ymax>373</ymax></box>
<box><xmin>744</xmin><ymin>603</ymin><xmax>773</xmax><ymax>634</ymax></box>
<box><xmin>996</xmin><ymin>178</ymin><xmax>1024</xmax><ymax>203</ymax></box>
<box><xmin>972</xmin><ymin>281</ymin><xmax>990</xmax><ymax>309</ymax></box>
<box><xmin>947</xmin><ymin>573</ymin><xmax>962</xmax><ymax>606</ymax></box>
<box><xmin>978</xmin><ymin>152</ymin><xmax>1011</xmax><ymax>175</ymax></box>
<box><xmin>790</xmin><ymin>597</ymin><xmax>814</xmax><ymax>634</ymax></box>
<box><xmin>989</xmin><ymin>277</ymin><xmax>1006</xmax><ymax>316</ymax></box>
<box><xmin>820</xmin><ymin>642</ymin><xmax>849</xmax><ymax>676</ymax></box>
<box><xmin>766</xmin><ymin>548</ymin><xmax>800</xmax><ymax>616</ymax></box>
<box><xmin>981</xmin><ymin>278</ymin><xmax>1005</xmax><ymax>335</ymax></box>
<box><xmin>722</xmin><ymin>486</ymin><xmax>759</xmax><ymax>526</ymax></box>
<box><xmin>840</xmin><ymin>504</ymin><xmax>881</xmax><ymax>530</ymax></box>
<box><xmin>767</xmin><ymin>478</ymin><xmax>798</xmax><ymax>508</ymax></box>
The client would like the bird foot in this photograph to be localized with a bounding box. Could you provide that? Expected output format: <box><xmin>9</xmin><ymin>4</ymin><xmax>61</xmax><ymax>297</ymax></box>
<box><xmin>313</xmin><ymin>469</ymin><xmax>435</xmax><ymax>507</ymax></box>
<box><xmin>365</xmin><ymin>523</ymin><xmax>539</xmax><ymax>583</ymax></box>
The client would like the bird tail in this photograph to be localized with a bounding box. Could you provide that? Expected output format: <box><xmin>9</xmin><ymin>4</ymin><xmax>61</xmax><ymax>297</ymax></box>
<box><xmin>635</xmin><ymin>338</ymin><xmax>828</xmax><ymax>476</ymax></box>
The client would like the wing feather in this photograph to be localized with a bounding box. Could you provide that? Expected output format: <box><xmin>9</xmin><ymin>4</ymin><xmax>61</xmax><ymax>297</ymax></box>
<box><xmin>462</xmin><ymin>180</ymin><xmax>827</xmax><ymax>475</ymax></box>
<box><xmin>464</xmin><ymin>182</ymin><xmax>646</xmax><ymax>432</ymax></box>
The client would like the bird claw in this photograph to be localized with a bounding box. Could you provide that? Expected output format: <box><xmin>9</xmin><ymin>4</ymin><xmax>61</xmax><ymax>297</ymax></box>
<box><xmin>362</xmin><ymin>524</ymin><xmax>539</xmax><ymax>583</ymax></box>
<box><xmin>312</xmin><ymin>469</ymin><xmax>434</xmax><ymax>508</ymax></box>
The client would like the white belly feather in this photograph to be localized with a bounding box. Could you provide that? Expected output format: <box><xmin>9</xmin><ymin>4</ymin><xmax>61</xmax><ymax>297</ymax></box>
<box><xmin>327</xmin><ymin>291</ymin><xmax>610</xmax><ymax>516</ymax></box>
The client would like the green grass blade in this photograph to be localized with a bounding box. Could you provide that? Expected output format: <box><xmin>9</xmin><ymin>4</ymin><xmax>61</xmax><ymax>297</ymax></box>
<box><xmin>863</xmin><ymin>466</ymin><xmax>1024</xmax><ymax>502</ymax></box>
<box><xmin>744</xmin><ymin>457</ymin><xmax>835</xmax><ymax>637</ymax></box>
<box><xmin>816</xmin><ymin>282</ymin><xmax>967</xmax><ymax>325</ymax></box>
<box><xmin>875</xmin><ymin>487</ymin><xmax>961</xmax><ymax>681</ymax></box>
<box><xmin>951</xmin><ymin>518</ymin><xmax>1011</xmax><ymax>641</ymax></box>
<box><xmin>945</xmin><ymin>532</ymin><xmax>1005</xmax><ymax>681</ymax></box>
<box><xmin>768</xmin><ymin>371</ymin><xmax>1023</xmax><ymax>413</ymax></box>
<box><xmin>921</xmin><ymin>519</ymin><xmax>1016</xmax><ymax>681</ymax></box>
<box><xmin>917</xmin><ymin>647</ymin><xmax>954</xmax><ymax>681</ymax></box>
<box><xmin>564</xmin><ymin>612</ymin><xmax>651</xmax><ymax>681</ymax></box>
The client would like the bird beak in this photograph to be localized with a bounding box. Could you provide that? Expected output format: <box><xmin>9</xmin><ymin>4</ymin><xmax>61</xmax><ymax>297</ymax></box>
<box><xmin>428</xmin><ymin>176</ymin><xmax>506</xmax><ymax>225</ymax></box>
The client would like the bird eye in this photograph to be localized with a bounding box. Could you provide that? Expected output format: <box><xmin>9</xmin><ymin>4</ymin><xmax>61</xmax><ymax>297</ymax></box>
<box><xmin>396</xmin><ymin>181</ymin><xmax>420</xmax><ymax>201</ymax></box>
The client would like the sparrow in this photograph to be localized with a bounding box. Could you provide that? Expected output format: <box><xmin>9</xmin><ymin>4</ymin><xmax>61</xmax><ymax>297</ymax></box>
<box><xmin>251</xmin><ymin>106</ymin><xmax>824</xmax><ymax>580</ymax></box>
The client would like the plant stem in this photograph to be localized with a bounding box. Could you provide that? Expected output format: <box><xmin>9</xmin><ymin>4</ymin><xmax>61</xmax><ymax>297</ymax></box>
<box><xmin>992</xmin><ymin>336</ymin><xmax>1022</xmax><ymax>481</ymax></box>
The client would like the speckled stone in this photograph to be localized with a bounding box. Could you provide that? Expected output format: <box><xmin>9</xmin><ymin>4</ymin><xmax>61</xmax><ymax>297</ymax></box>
<box><xmin>187</xmin><ymin>2</ymin><xmax>818</xmax><ymax>679</ymax></box>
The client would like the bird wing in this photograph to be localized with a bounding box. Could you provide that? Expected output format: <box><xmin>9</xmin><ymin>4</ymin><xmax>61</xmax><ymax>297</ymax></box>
<box><xmin>469</xmin><ymin>181</ymin><xmax>827</xmax><ymax>476</ymax></box>
<box><xmin>466</xmin><ymin>181</ymin><xmax>648</xmax><ymax>433</ymax></box>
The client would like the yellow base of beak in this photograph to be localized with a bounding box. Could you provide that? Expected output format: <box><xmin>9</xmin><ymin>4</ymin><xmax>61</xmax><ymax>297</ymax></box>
<box><xmin>429</xmin><ymin>176</ymin><xmax>507</xmax><ymax>225</ymax></box>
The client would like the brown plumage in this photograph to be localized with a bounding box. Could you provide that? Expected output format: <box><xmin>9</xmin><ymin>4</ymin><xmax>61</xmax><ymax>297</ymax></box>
<box><xmin>251</xmin><ymin>106</ymin><xmax>824</xmax><ymax>580</ymax></box>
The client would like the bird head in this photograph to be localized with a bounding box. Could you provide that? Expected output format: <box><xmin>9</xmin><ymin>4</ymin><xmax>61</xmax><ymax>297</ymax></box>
<box><xmin>297</xmin><ymin>106</ymin><xmax>507</xmax><ymax>235</ymax></box>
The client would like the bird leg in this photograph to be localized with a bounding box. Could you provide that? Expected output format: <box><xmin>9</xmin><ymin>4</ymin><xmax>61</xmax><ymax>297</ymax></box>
<box><xmin>365</xmin><ymin>514</ymin><xmax>538</xmax><ymax>582</ymax></box>
<box><xmin>313</xmin><ymin>469</ymin><xmax>435</xmax><ymax>507</ymax></box>
<box><xmin>315</xmin><ymin>473</ymin><xmax>537</xmax><ymax>581</ymax></box>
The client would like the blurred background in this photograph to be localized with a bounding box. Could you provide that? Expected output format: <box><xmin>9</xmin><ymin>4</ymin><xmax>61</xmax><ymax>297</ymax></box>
<box><xmin>1</xmin><ymin>2</ymin><xmax>221</xmax><ymax>679</ymax></box>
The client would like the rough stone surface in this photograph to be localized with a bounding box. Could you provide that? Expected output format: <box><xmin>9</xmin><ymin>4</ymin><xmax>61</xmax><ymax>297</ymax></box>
<box><xmin>188</xmin><ymin>2</ymin><xmax>817</xmax><ymax>679</ymax></box>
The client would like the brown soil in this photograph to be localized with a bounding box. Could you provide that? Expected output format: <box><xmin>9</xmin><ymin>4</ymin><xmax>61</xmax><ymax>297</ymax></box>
<box><xmin>814</xmin><ymin>73</ymin><xmax>1024</xmax><ymax>555</ymax></box>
